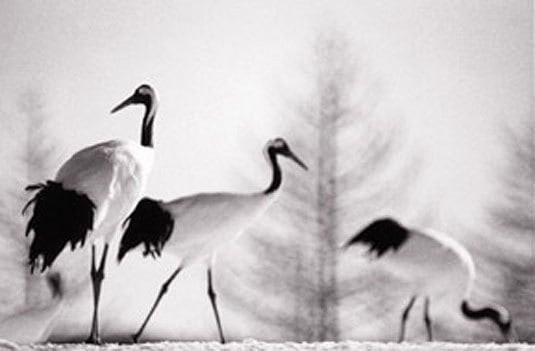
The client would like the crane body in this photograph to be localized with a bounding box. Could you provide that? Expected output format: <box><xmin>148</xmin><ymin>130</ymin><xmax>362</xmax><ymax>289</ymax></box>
<box><xmin>118</xmin><ymin>138</ymin><xmax>307</xmax><ymax>343</ymax></box>
<box><xmin>342</xmin><ymin>217</ymin><xmax>513</xmax><ymax>342</ymax></box>
<box><xmin>23</xmin><ymin>84</ymin><xmax>158</xmax><ymax>343</ymax></box>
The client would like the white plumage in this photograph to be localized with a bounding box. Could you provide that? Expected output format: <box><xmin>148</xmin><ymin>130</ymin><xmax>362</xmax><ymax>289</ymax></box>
<box><xmin>342</xmin><ymin>217</ymin><xmax>513</xmax><ymax>342</ymax></box>
<box><xmin>23</xmin><ymin>84</ymin><xmax>158</xmax><ymax>343</ymax></box>
<box><xmin>162</xmin><ymin>192</ymin><xmax>276</xmax><ymax>264</ymax></box>
<box><xmin>56</xmin><ymin>140</ymin><xmax>153</xmax><ymax>235</ymax></box>
<box><xmin>117</xmin><ymin>137</ymin><xmax>307</xmax><ymax>343</ymax></box>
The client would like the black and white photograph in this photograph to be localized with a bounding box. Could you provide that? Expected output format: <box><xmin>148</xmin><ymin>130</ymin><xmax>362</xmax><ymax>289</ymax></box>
<box><xmin>0</xmin><ymin>1</ymin><xmax>532</xmax><ymax>350</ymax></box>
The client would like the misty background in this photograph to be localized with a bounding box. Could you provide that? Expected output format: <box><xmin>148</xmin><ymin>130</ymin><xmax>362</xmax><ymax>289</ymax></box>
<box><xmin>0</xmin><ymin>0</ymin><xmax>532</xmax><ymax>343</ymax></box>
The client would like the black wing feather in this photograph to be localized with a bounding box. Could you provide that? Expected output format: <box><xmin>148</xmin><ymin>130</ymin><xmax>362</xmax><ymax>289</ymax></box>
<box><xmin>23</xmin><ymin>181</ymin><xmax>95</xmax><ymax>272</ymax></box>
<box><xmin>344</xmin><ymin>217</ymin><xmax>411</xmax><ymax>257</ymax></box>
<box><xmin>117</xmin><ymin>197</ymin><xmax>174</xmax><ymax>262</ymax></box>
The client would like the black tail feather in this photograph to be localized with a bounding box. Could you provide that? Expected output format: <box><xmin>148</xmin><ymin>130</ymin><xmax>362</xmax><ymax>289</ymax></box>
<box><xmin>23</xmin><ymin>181</ymin><xmax>95</xmax><ymax>272</ymax></box>
<box><xmin>22</xmin><ymin>183</ymin><xmax>46</xmax><ymax>215</ymax></box>
<box><xmin>461</xmin><ymin>300</ymin><xmax>512</xmax><ymax>341</ymax></box>
<box><xmin>118</xmin><ymin>197</ymin><xmax>174</xmax><ymax>262</ymax></box>
<box><xmin>344</xmin><ymin>217</ymin><xmax>411</xmax><ymax>257</ymax></box>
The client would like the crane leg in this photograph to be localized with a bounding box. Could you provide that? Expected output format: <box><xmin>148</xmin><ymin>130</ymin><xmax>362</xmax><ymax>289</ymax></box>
<box><xmin>423</xmin><ymin>296</ymin><xmax>433</xmax><ymax>341</ymax></box>
<box><xmin>207</xmin><ymin>267</ymin><xmax>226</xmax><ymax>343</ymax></box>
<box><xmin>132</xmin><ymin>265</ymin><xmax>182</xmax><ymax>343</ymax></box>
<box><xmin>398</xmin><ymin>295</ymin><xmax>417</xmax><ymax>342</ymax></box>
<box><xmin>86</xmin><ymin>243</ymin><xmax>109</xmax><ymax>344</ymax></box>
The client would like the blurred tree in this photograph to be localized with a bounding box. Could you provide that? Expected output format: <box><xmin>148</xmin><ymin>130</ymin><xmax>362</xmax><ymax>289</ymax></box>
<box><xmin>0</xmin><ymin>88</ymin><xmax>62</xmax><ymax>315</ymax></box>
<box><xmin>487</xmin><ymin>118</ymin><xmax>535</xmax><ymax>341</ymax></box>
<box><xmin>219</xmin><ymin>31</ymin><xmax>421</xmax><ymax>341</ymax></box>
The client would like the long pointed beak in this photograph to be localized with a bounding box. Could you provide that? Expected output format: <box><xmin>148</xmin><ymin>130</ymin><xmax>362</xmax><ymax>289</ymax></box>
<box><xmin>288</xmin><ymin>152</ymin><xmax>308</xmax><ymax>170</ymax></box>
<box><xmin>111</xmin><ymin>94</ymin><xmax>136</xmax><ymax>114</ymax></box>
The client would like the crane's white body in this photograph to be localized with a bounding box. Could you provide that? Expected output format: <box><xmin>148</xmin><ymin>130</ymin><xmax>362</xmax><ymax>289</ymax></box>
<box><xmin>120</xmin><ymin>138</ymin><xmax>307</xmax><ymax>343</ymax></box>
<box><xmin>354</xmin><ymin>227</ymin><xmax>475</xmax><ymax>301</ymax></box>
<box><xmin>162</xmin><ymin>191</ymin><xmax>277</xmax><ymax>265</ymax></box>
<box><xmin>56</xmin><ymin>140</ymin><xmax>154</xmax><ymax>242</ymax></box>
<box><xmin>0</xmin><ymin>140</ymin><xmax>153</xmax><ymax>343</ymax></box>
<box><xmin>345</xmin><ymin>218</ymin><xmax>512</xmax><ymax>341</ymax></box>
<box><xmin>13</xmin><ymin>140</ymin><xmax>153</xmax><ymax>343</ymax></box>
<box><xmin>20</xmin><ymin>85</ymin><xmax>159</xmax><ymax>344</ymax></box>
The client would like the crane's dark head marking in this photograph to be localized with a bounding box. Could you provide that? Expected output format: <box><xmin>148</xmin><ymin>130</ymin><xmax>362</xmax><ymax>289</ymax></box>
<box><xmin>267</xmin><ymin>137</ymin><xmax>308</xmax><ymax>170</ymax></box>
<box><xmin>23</xmin><ymin>181</ymin><xmax>95</xmax><ymax>273</ymax></box>
<box><xmin>111</xmin><ymin>84</ymin><xmax>156</xmax><ymax>114</ymax></box>
<box><xmin>342</xmin><ymin>217</ymin><xmax>411</xmax><ymax>257</ymax></box>
<box><xmin>118</xmin><ymin>197</ymin><xmax>174</xmax><ymax>263</ymax></box>
<box><xmin>461</xmin><ymin>300</ymin><xmax>515</xmax><ymax>342</ymax></box>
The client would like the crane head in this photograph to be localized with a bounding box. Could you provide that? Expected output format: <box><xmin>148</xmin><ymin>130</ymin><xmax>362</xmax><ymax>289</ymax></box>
<box><xmin>269</xmin><ymin>137</ymin><xmax>308</xmax><ymax>170</ymax></box>
<box><xmin>496</xmin><ymin>305</ymin><xmax>516</xmax><ymax>342</ymax></box>
<box><xmin>111</xmin><ymin>84</ymin><xmax>156</xmax><ymax>114</ymax></box>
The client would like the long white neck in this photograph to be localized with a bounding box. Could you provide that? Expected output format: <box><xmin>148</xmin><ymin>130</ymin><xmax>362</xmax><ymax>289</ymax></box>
<box><xmin>423</xmin><ymin>228</ymin><xmax>476</xmax><ymax>299</ymax></box>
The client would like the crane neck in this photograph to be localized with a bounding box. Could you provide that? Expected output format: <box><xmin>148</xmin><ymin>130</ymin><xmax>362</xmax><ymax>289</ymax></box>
<box><xmin>141</xmin><ymin>98</ymin><xmax>157</xmax><ymax>148</ymax></box>
<box><xmin>460</xmin><ymin>300</ymin><xmax>512</xmax><ymax>339</ymax></box>
<box><xmin>264</xmin><ymin>147</ymin><xmax>282</xmax><ymax>194</ymax></box>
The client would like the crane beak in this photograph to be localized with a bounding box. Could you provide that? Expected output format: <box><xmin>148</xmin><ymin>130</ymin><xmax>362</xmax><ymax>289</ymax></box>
<box><xmin>288</xmin><ymin>152</ymin><xmax>308</xmax><ymax>170</ymax></box>
<box><xmin>111</xmin><ymin>94</ymin><xmax>136</xmax><ymax>114</ymax></box>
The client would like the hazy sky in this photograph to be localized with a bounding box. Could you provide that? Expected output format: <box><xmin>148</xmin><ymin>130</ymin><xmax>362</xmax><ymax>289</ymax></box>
<box><xmin>0</xmin><ymin>0</ymin><xmax>532</xmax><ymax>341</ymax></box>
<box><xmin>1</xmin><ymin>1</ymin><xmax>530</xmax><ymax>201</ymax></box>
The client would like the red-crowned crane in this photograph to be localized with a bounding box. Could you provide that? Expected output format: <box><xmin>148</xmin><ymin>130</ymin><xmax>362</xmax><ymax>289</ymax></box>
<box><xmin>341</xmin><ymin>217</ymin><xmax>514</xmax><ymax>342</ymax></box>
<box><xmin>22</xmin><ymin>84</ymin><xmax>158</xmax><ymax>344</ymax></box>
<box><xmin>117</xmin><ymin>137</ymin><xmax>307</xmax><ymax>343</ymax></box>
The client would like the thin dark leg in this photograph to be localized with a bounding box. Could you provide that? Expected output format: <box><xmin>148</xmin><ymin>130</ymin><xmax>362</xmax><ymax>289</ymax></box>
<box><xmin>86</xmin><ymin>243</ymin><xmax>109</xmax><ymax>344</ymax></box>
<box><xmin>207</xmin><ymin>267</ymin><xmax>226</xmax><ymax>343</ymax></box>
<box><xmin>424</xmin><ymin>296</ymin><xmax>433</xmax><ymax>341</ymax></box>
<box><xmin>398</xmin><ymin>295</ymin><xmax>417</xmax><ymax>342</ymax></box>
<box><xmin>132</xmin><ymin>266</ymin><xmax>182</xmax><ymax>343</ymax></box>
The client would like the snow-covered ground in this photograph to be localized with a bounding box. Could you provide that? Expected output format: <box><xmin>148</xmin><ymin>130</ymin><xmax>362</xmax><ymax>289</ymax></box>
<box><xmin>9</xmin><ymin>341</ymin><xmax>535</xmax><ymax>351</ymax></box>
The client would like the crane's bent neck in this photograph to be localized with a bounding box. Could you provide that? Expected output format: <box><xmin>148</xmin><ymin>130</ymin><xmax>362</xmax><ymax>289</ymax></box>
<box><xmin>264</xmin><ymin>148</ymin><xmax>282</xmax><ymax>194</ymax></box>
<box><xmin>141</xmin><ymin>98</ymin><xmax>157</xmax><ymax>148</ymax></box>
<box><xmin>424</xmin><ymin>228</ymin><xmax>476</xmax><ymax>299</ymax></box>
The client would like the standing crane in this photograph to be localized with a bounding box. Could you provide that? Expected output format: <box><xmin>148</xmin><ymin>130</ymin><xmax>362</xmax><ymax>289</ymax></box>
<box><xmin>117</xmin><ymin>137</ymin><xmax>307</xmax><ymax>343</ymax></box>
<box><xmin>22</xmin><ymin>84</ymin><xmax>159</xmax><ymax>343</ymax></box>
<box><xmin>341</xmin><ymin>217</ymin><xmax>514</xmax><ymax>342</ymax></box>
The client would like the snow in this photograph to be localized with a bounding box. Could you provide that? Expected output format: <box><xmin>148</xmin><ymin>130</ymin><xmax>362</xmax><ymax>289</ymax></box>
<box><xmin>11</xmin><ymin>340</ymin><xmax>535</xmax><ymax>351</ymax></box>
